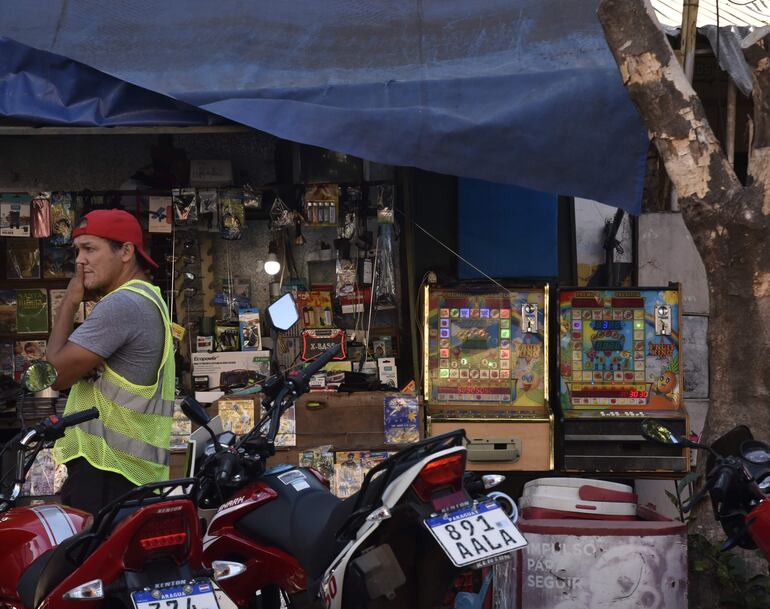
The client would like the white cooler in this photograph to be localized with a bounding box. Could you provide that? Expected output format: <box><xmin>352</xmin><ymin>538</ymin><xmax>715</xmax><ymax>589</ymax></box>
<box><xmin>519</xmin><ymin>477</ymin><xmax>638</xmax><ymax>520</ymax></box>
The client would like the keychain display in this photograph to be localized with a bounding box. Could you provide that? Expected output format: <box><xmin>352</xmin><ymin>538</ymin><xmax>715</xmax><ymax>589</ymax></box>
<box><xmin>375</xmin><ymin>224</ymin><xmax>396</xmax><ymax>306</ymax></box>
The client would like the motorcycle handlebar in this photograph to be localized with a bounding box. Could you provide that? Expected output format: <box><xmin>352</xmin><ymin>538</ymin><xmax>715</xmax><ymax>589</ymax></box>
<box><xmin>217</xmin><ymin>451</ymin><xmax>237</xmax><ymax>483</ymax></box>
<box><xmin>22</xmin><ymin>408</ymin><xmax>100</xmax><ymax>446</ymax></box>
<box><xmin>292</xmin><ymin>344</ymin><xmax>342</xmax><ymax>390</ymax></box>
<box><xmin>711</xmin><ymin>468</ymin><xmax>734</xmax><ymax>504</ymax></box>
<box><xmin>57</xmin><ymin>408</ymin><xmax>100</xmax><ymax>429</ymax></box>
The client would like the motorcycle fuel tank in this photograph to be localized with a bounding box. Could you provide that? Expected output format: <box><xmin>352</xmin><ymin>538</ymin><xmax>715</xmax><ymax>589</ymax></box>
<box><xmin>0</xmin><ymin>504</ymin><xmax>89</xmax><ymax>600</ymax></box>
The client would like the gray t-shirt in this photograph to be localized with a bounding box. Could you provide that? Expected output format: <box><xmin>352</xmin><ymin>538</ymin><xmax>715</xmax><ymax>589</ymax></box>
<box><xmin>69</xmin><ymin>289</ymin><xmax>165</xmax><ymax>385</ymax></box>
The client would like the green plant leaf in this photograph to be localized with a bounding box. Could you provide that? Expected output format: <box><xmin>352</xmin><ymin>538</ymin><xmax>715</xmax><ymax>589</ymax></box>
<box><xmin>664</xmin><ymin>489</ymin><xmax>679</xmax><ymax>506</ymax></box>
<box><xmin>677</xmin><ymin>471</ymin><xmax>701</xmax><ymax>492</ymax></box>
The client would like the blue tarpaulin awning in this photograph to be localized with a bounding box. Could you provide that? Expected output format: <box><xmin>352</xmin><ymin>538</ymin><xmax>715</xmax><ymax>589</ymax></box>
<box><xmin>0</xmin><ymin>1</ymin><xmax>649</xmax><ymax>213</ymax></box>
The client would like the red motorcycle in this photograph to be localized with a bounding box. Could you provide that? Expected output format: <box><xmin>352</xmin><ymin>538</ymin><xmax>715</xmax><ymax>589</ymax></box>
<box><xmin>183</xmin><ymin>294</ymin><xmax>526</xmax><ymax>609</ymax></box>
<box><xmin>0</xmin><ymin>362</ymin><xmax>242</xmax><ymax>609</ymax></box>
<box><xmin>642</xmin><ymin>419</ymin><xmax>770</xmax><ymax>557</ymax></box>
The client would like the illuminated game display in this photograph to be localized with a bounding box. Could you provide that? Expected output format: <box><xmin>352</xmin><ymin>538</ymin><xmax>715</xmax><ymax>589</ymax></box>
<box><xmin>424</xmin><ymin>287</ymin><xmax>547</xmax><ymax>408</ymax></box>
<box><xmin>559</xmin><ymin>288</ymin><xmax>682</xmax><ymax>413</ymax></box>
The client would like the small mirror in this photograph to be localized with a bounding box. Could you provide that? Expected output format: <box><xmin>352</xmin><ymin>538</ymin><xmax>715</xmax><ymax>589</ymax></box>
<box><xmin>641</xmin><ymin>419</ymin><xmax>685</xmax><ymax>446</ymax></box>
<box><xmin>268</xmin><ymin>294</ymin><xmax>300</xmax><ymax>331</ymax></box>
<box><xmin>21</xmin><ymin>361</ymin><xmax>58</xmax><ymax>393</ymax></box>
<box><xmin>181</xmin><ymin>396</ymin><xmax>211</xmax><ymax>426</ymax></box>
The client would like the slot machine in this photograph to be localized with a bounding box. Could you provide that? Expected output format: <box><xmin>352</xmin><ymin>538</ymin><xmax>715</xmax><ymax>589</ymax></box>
<box><xmin>558</xmin><ymin>285</ymin><xmax>689</xmax><ymax>473</ymax></box>
<box><xmin>423</xmin><ymin>284</ymin><xmax>554</xmax><ymax>471</ymax></box>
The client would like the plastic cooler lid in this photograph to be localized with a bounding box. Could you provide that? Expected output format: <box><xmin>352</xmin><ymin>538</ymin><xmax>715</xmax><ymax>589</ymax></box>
<box><xmin>523</xmin><ymin>477</ymin><xmax>632</xmax><ymax>493</ymax></box>
<box><xmin>519</xmin><ymin>494</ymin><xmax>637</xmax><ymax>516</ymax></box>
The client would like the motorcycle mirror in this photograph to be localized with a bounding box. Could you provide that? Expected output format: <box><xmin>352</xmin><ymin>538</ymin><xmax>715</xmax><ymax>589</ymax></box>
<box><xmin>641</xmin><ymin>419</ymin><xmax>699</xmax><ymax>448</ymax></box>
<box><xmin>267</xmin><ymin>293</ymin><xmax>300</xmax><ymax>331</ymax></box>
<box><xmin>181</xmin><ymin>396</ymin><xmax>211</xmax><ymax>426</ymax></box>
<box><xmin>21</xmin><ymin>361</ymin><xmax>58</xmax><ymax>393</ymax></box>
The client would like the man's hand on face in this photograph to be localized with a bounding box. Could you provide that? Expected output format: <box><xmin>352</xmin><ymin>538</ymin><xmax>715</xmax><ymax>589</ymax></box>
<box><xmin>66</xmin><ymin>263</ymin><xmax>86</xmax><ymax>305</ymax></box>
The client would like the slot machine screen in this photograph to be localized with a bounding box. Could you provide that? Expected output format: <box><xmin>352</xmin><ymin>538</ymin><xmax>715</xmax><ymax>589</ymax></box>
<box><xmin>559</xmin><ymin>288</ymin><xmax>682</xmax><ymax>412</ymax></box>
<box><xmin>424</xmin><ymin>287</ymin><xmax>547</xmax><ymax>408</ymax></box>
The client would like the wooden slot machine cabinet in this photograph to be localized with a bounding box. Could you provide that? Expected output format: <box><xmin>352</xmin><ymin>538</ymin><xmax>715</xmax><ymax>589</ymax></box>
<box><xmin>558</xmin><ymin>286</ymin><xmax>689</xmax><ymax>474</ymax></box>
<box><xmin>423</xmin><ymin>284</ymin><xmax>554</xmax><ymax>472</ymax></box>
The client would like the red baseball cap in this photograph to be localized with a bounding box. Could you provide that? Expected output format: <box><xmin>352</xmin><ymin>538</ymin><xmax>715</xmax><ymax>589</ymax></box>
<box><xmin>73</xmin><ymin>209</ymin><xmax>158</xmax><ymax>269</ymax></box>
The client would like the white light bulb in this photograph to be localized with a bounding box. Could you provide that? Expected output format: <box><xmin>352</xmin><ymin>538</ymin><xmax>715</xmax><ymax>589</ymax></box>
<box><xmin>264</xmin><ymin>253</ymin><xmax>281</xmax><ymax>276</ymax></box>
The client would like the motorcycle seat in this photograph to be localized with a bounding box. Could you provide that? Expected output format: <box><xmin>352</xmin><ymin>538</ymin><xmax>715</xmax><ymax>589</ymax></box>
<box><xmin>17</xmin><ymin>525</ymin><xmax>93</xmax><ymax>609</ymax></box>
<box><xmin>235</xmin><ymin>468</ymin><xmax>361</xmax><ymax>581</ymax></box>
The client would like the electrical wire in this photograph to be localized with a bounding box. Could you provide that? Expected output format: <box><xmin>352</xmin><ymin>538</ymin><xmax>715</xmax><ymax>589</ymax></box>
<box><xmin>394</xmin><ymin>208</ymin><xmax>513</xmax><ymax>296</ymax></box>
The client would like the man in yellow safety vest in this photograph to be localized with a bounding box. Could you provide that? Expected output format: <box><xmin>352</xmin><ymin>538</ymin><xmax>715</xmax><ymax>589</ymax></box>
<box><xmin>47</xmin><ymin>209</ymin><xmax>175</xmax><ymax>515</ymax></box>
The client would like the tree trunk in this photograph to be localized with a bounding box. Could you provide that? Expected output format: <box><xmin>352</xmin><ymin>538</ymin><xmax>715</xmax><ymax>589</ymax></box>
<box><xmin>597</xmin><ymin>1</ymin><xmax>770</xmax><ymax>605</ymax></box>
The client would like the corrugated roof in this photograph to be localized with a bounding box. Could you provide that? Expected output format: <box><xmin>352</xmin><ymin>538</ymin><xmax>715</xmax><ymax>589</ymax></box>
<box><xmin>652</xmin><ymin>0</ymin><xmax>770</xmax><ymax>27</ymax></box>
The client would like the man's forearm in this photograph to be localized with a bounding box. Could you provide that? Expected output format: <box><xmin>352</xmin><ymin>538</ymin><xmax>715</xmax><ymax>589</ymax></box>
<box><xmin>47</xmin><ymin>297</ymin><xmax>79</xmax><ymax>360</ymax></box>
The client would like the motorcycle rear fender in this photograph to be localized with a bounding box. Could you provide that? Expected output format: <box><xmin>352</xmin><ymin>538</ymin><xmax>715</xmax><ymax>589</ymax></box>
<box><xmin>320</xmin><ymin>445</ymin><xmax>466</xmax><ymax>609</ymax></box>
<box><xmin>43</xmin><ymin>499</ymin><xmax>202</xmax><ymax>609</ymax></box>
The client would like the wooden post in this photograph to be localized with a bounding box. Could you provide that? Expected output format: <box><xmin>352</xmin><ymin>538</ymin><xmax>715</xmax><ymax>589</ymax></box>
<box><xmin>670</xmin><ymin>0</ymin><xmax>700</xmax><ymax>211</ymax></box>
<box><xmin>726</xmin><ymin>78</ymin><xmax>737</xmax><ymax>166</ymax></box>
<box><xmin>681</xmin><ymin>0</ymin><xmax>700</xmax><ymax>82</ymax></box>
<box><xmin>399</xmin><ymin>168</ymin><xmax>422</xmax><ymax>394</ymax></box>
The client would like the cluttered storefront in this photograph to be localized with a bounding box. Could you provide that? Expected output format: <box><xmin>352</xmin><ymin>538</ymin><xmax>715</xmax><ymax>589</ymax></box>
<box><xmin>0</xmin><ymin>129</ymin><xmax>690</xmax><ymax>608</ymax></box>
<box><xmin>0</xmin><ymin>1</ymin><xmax>736</xmax><ymax>607</ymax></box>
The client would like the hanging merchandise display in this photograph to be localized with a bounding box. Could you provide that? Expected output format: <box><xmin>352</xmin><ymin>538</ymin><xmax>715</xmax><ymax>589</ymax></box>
<box><xmin>219</xmin><ymin>190</ymin><xmax>245</xmax><ymax>240</ymax></box>
<box><xmin>215</xmin><ymin>320</ymin><xmax>241</xmax><ymax>351</ymax></box>
<box><xmin>148</xmin><ymin>195</ymin><xmax>173</xmax><ymax>233</ymax></box>
<box><xmin>374</xmin><ymin>223</ymin><xmax>396</xmax><ymax>307</ymax></box>
<box><xmin>50</xmin><ymin>192</ymin><xmax>75</xmax><ymax>245</ymax></box>
<box><xmin>336</xmin><ymin>257</ymin><xmax>356</xmax><ymax>298</ymax></box>
<box><xmin>0</xmin><ymin>194</ymin><xmax>32</xmax><ymax>238</ymax></box>
<box><xmin>269</xmin><ymin>194</ymin><xmax>293</xmax><ymax>229</ymax></box>
<box><xmin>0</xmin><ymin>140</ymin><xmax>410</xmax><ymax>507</ymax></box>
<box><xmin>304</xmin><ymin>184</ymin><xmax>338</xmax><ymax>227</ymax></box>
<box><xmin>41</xmin><ymin>241</ymin><xmax>75</xmax><ymax>279</ymax></box>
<box><xmin>294</xmin><ymin>215</ymin><xmax>305</xmax><ymax>245</ymax></box>
<box><xmin>30</xmin><ymin>194</ymin><xmax>51</xmax><ymax>238</ymax></box>
<box><xmin>6</xmin><ymin>238</ymin><xmax>40</xmax><ymax>279</ymax></box>
<box><xmin>278</xmin><ymin>231</ymin><xmax>307</xmax><ymax>293</ymax></box>
<box><xmin>242</xmin><ymin>184</ymin><xmax>263</xmax><ymax>210</ymax></box>
<box><xmin>197</xmin><ymin>189</ymin><xmax>219</xmax><ymax>232</ymax></box>
<box><xmin>172</xmin><ymin>188</ymin><xmax>199</xmax><ymax>225</ymax></box>
<box><xmin>371</xmin><ymin>185</ymin><xmax>396</xmax><ymax>306</ymax></box>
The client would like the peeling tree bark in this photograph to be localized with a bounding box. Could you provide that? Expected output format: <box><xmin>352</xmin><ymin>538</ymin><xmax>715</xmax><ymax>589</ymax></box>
<box><xmin>598</xmin><ymin>0</ymin><xmax>770</xmax><ymax>587</ymax></box>
<box><xmin>598</xmin><ymin>2</ymin><xmax>770</xmax><ymax>605</ymax></box>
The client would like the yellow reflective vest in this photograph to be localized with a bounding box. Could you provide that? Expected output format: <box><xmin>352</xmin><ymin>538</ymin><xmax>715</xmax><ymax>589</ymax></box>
<box><xmin>53</xmin><ymin>280</ymin><xmax>176</xmax><ymax>486</ymax></box>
